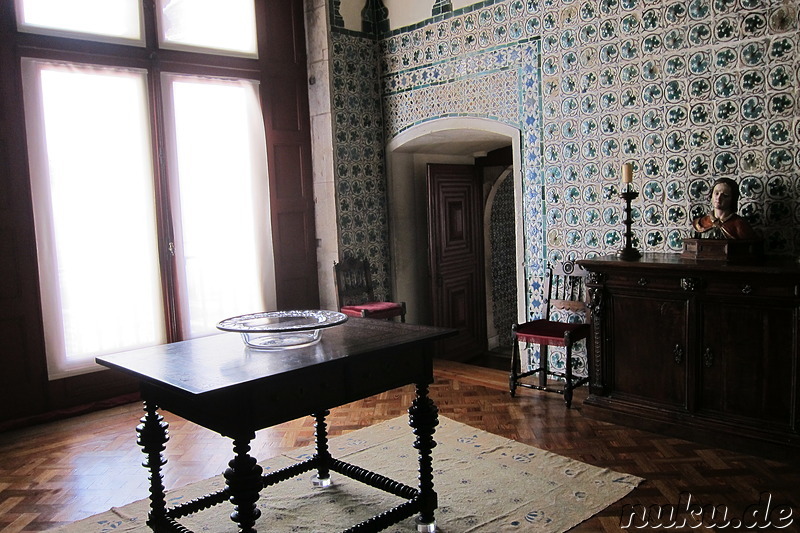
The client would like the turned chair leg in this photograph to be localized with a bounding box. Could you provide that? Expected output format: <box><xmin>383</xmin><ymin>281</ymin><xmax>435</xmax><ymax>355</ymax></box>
<box><xmin>538</xmin><ymin>345</ymin><xmax>549</xmax><ymax>389</ymax></box>
<box><xmin>564</xmin><ymin>344</ymin><xmax>574</xmax><ymax>408</ymax></box>
<box><xmin>509</xmin><ymin>335</ymin><xmax>519</xmax><ymax>397</ymax></box>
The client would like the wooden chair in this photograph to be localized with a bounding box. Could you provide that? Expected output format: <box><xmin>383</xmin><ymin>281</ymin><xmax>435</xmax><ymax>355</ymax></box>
<box><xmin>509</xmin><ymin>260</ymin><xmax>590</xmax><ymax>407</ymax></box>
<box><xmin>333</xmin><ymin>256</ymin><xmax>406</xmax><ymax>322</ymax></box>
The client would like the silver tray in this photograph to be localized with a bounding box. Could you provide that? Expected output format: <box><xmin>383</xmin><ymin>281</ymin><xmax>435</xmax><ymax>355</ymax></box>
<box><xmin>216</xmin><ymin>310</ymin><xmax>348</xmax><ymax>349</ymax></box>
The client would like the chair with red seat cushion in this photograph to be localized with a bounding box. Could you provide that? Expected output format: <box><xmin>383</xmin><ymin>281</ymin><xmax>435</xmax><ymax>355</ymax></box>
<box><xmin>334</xmin><ymin>256</ymin><xmax>406</xmax><ymax>322</ymax></box>
<box><xmin>509</xmin><ymin>260</ymin><xmax>590</xmax><ymax>407</ymax></box>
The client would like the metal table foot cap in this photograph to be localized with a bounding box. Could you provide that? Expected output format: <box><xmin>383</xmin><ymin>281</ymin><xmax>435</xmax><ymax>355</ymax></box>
<box><xmin>415</xmin><ymin>517</ymin><xmax>436</xmax><ymax>533</ymax></box>
<box><xmin>312</xmin><ymin>474</ymin><xmax>332</xmax><ymax>488</ymax></box>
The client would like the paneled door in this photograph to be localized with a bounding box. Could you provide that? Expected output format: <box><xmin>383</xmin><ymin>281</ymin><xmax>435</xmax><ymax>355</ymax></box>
<box><xmin>426</xmin><ymin>164</ymin><xmax>486</xmax><ymax>361</ymax></box>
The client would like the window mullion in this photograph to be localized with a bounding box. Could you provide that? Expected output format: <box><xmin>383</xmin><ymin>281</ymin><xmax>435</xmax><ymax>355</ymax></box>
<box><xmin>146</xmin><ymin>64</ymin><xmax>183</xmax><ymax>342</ymax></box>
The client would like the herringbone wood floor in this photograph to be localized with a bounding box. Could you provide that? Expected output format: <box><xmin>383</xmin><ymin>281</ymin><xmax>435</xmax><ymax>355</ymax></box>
<box><xmin>1</xmin><ymin>360</ymin><xmax>798</xmax><ymax>532</ymax></box>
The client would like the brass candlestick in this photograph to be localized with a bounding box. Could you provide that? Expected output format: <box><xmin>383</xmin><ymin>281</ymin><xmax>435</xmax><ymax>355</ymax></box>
<box><xmin>617</xmin><ymin>188</ymin><xmax>641</xmax><ymax>261</ymax></box>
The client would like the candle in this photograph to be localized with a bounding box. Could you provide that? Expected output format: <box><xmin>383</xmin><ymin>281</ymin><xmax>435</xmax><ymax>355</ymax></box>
<box><xmin>621</xmin><ymin>163</ymin><xmax>633</xmax><ymax>184</ymax></box>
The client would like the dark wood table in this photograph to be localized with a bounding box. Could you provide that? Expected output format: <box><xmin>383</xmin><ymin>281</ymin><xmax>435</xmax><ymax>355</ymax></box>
<box><xmin>96</xmin><ymin>318</ymin><xmax>456</xmax><ymax>533</ymax></box>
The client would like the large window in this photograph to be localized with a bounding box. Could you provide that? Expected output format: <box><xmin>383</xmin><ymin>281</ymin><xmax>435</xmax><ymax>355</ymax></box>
<box><xmin>17</xmin><ymin>1</ymin><xmax>276</xmax><ymax>379</ymax></box>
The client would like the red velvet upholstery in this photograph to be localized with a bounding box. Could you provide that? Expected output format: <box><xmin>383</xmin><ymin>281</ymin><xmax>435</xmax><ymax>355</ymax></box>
<box><xmin>513</xmin><ymin>319</ymin><xmax>590</xmax><ymax>347</ymax></box>
<box><xmin>334</xmin><ymin>256</ymin><xmax>406</xmax><ymax>322</ymax></box>
<box><xmin>341</xmin><ymin>302</ymin><xmax>404</xmax><ymax>320</ymax></box>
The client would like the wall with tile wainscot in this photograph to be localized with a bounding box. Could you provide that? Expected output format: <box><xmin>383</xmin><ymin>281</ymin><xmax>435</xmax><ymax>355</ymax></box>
<box><xmin>325</xmin><ymin>0</ymin><xmax>799</xmax><ymax>374</ymax></box>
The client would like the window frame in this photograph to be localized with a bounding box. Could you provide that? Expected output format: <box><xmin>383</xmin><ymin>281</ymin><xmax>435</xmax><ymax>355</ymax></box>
<box><xmin>0</xmin><ymin>0</ymin><xmax>317</xmax><ymax>422</ymax></box>
<box><xmin>14</xmin><ymin>0</ymin><xmax>147</xmax><ymax>47</ymax></box>
<box><xmin>12</xmin><ymin>1</ymin><xmax>282</xmax><ymax>371</ymax></box>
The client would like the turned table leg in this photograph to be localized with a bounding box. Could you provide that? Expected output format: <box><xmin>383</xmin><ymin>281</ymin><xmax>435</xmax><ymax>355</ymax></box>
<box><xmin>409</xmin><ymin>382</ymin><xmax>439</xmax><ymax>533</ymax></box>
<box><xmin>136</xmin><ymin>401</ymin><xmax>169</xmax><ymax>529</ymax></box>
<box><xmin>224</xmin><ymin>434</ymin><xmax>263</xmax><ymax>533</ymax></box>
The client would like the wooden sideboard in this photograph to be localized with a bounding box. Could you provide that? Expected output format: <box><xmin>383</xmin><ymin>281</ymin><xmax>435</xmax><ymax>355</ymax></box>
<box><xmin>578</xmin><ymin>253</ymin><xmax>800</xmax><ymax>461</ymax></box>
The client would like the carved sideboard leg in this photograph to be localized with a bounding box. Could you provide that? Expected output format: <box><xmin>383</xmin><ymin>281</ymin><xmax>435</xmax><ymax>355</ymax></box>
<box><xmin>587</xmin><ymin>283</ymin><xmax>605</xmax><ymax>394</ymax></box>
<box><xmin>136</xmin><ymin>401</ymin><xmax>169</xmax><ymax>529</ymax></box>
<box><xmin>409</xmin><ymin>382</ymin><xmax>438</xmax><ymax>532</ymax></box>
<box><xmin>224</xmin><ymin>434</ymin><xmax>263</xmax><ymax>533</ymax></box>
<box><xmin>312</xmin><ymin>410</ymin><xmax>332</xmax><ymax>487</ymax></box>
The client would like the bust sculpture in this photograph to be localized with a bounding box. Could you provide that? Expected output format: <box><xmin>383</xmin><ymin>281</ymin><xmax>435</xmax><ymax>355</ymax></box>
<box><xmin>692</xmin><ymin>178</ymin><xmax>758</xmax><ymax>240</ymax></box>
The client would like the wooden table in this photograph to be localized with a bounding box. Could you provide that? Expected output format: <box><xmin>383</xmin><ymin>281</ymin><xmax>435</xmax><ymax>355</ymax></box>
<box><xmin>96</xmin><ymin>318</ymin><xmax>456</xmax><ymax>533</ymax></box>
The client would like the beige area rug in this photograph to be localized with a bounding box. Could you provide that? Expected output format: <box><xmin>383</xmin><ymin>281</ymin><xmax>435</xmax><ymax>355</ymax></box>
<box><xmin>51</xmin><ymin>416</ymin><xmax>642</xmax><ymax>532</ymax></box>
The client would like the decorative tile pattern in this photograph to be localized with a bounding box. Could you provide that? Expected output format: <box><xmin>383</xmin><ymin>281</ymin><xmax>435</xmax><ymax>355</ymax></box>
<box><xmin>361</xmin><ymin>0</ymin><xmax>389</xmax><ymax>35</ymax></box>
<box><xmin>330</xmin><ymin>36</ymin><xmax>394</xmax><ymax>301</ymax></box>
<box><xmin>329</xmin><ymin>0</ymin><xmax>800</xmax><ymax>376</ymax></box>
<box><xmin>384</xmin><ymin>70</ymin><xmax>521</xmax><ymax>127</ymax></box>
<box><xmin>535</xmin><ymin>0</ymin><xmax>799</xmax><ymax>260</ymax></box>
<box><xmin>490</xmin><ymin>174</ymin><xmax>518</xmax><ymax>347</ymax></box>
<box><xmin>433</xmin><ymin>1</ymin><xmax>454</xmax><ymax>16</ymax></box>
<box><xmin>381</xmin><ymin>32</ymin><xmax>546</xmax><ymax>320</ymax></box>
<box><xmin>331</xmin><ymin>3</ymin><xmax>548</xmax><ymax>314</ymax></box>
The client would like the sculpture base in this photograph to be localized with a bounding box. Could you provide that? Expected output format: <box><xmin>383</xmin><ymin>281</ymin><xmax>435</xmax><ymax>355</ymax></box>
<box><xmin>681</xmin><ymin>238</ymin><xmax>763</xmax><ymax>262</ymax></box>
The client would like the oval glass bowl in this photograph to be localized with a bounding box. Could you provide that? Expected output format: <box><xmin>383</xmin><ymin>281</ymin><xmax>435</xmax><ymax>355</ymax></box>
<box><xmin>216</xmin><ymin>310</ymin><xmax>348</xmax><ymax>349</ymax></box>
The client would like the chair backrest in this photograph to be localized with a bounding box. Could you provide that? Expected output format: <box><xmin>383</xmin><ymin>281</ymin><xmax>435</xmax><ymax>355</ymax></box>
<box><xmin>543</xmin><ymin>260</ymin><xmax>588</xmax><ymax>320</ymax></box>
<box><xmin>333</xmin><ymin>256</ymin><xmax>376</xmax><ymax>308</ymax></box>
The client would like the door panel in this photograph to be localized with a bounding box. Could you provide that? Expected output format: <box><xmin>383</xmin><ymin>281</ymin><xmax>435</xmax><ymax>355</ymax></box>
<box><xmin>427</xmin><ymin>164</ymin><xmax>486</xmax><ymax>361</ymax></box>
<box><xmin>610</xmin><ymin>293</ymin><xmax>689</xmax><ymax>410</ymax></box>
<box><xmin>698</xmin><ymin>300</ymin><xmax>794</xmax><ymax>427</ymax></box>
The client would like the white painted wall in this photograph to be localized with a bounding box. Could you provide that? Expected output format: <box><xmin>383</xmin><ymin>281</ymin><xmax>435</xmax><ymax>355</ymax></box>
<box><xmin>383</xmin><ymin>1</ymin><xmax>436</xmax><ymax>31</ymax></box>
<box><xmin>304</xmin><ymin>0</ymin><xmax>339</xmax><ymax>311</ymax></box>
<box><xmin>339</xmin><ymin>0</ymin><xmax>367</xmax><ymax>30</ymax></box>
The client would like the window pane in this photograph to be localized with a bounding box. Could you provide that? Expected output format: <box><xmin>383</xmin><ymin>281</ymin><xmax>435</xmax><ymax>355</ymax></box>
<box><xmin>16</xmin><ymin>0</ymin><xmax>143</xmax><ymax>44</ymax></box>
<box><xmin>22</xmin><ymin>60</ymin><xmax>166</xmax><ymax>378</ymax></box>
<box><xmin>164</xmin><ymin>75</ymin><xmax>274</xmax><ymax>337</ymax></box>
<box><xmin>158</xmin><ymin>0</ymin><xmax>258</xmax><ymax>57</ymax></box>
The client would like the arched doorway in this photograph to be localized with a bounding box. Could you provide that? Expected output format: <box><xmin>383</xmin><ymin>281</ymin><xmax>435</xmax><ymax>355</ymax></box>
<box><xmin>386</xmin><ymin>118</ymin><xmax>525</xmax><ymax>361</ymax></box>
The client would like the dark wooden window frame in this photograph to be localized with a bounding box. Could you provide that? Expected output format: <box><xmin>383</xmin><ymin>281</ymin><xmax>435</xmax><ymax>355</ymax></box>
<box><xmin>0</xmin><ymin>0</ymin><xmax>318</xmax><ymax>427</ymax></box>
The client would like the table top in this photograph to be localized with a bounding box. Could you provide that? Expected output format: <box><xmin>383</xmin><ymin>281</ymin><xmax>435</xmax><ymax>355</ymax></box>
<box><xmin>96</xmin><ymin>318</ymin><xmax>455</xmax><ymax>397</ymax></box>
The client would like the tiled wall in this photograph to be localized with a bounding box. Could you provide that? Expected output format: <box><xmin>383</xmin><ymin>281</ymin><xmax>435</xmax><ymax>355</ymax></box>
<box><xmin>330</xmin><ymin>35</ymin><xmax>395</xmax><ymax>299</ymax></box>
<box><xmin>328</xmin><ymin>0</ymin><xmax>799</xmax><ymax>373</ymax></box>
<box><xmin>535</xmin><ymin>0</ymin><xmax>799</xmax><ymax>258</ymax></box>
<box><xmin>489</xmin><ymin>172</ymin><xmax>518</xmax><ymax>347</ymax></box>
<box><xmin>332</xmin><ymin>3</ymin><xmax>545</xmax><ymax>307</ymax></box>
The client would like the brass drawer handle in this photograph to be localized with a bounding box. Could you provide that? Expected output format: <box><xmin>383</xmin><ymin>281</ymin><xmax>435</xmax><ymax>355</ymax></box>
<box><xmin>673</xmin><ymin>344</ymin><xmax>683</xmax><ymax>364</ymax></box>
<box><xmin>741</xmin><ymin>284</ymin><xmax>752</xmax><ymax>295</ymax></box>
<box><xmin>638</xmin><ymin>278</ymin><xmax>648</xmax><ymax>287</ymax></box>
<box><xmin>703</xmin><ymin>347</ymin><xmax>714</xmax><ymax>368</ymax></box>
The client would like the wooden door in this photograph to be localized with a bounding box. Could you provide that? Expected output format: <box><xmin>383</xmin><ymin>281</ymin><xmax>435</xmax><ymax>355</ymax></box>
<box><xmin>426</xmin><ymin>164</ymin><xmax>486</xmax><ymax>361</ymax></box>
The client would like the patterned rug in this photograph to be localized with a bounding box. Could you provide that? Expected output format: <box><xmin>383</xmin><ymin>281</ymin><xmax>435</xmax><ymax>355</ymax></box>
<box><xmin>51</xmin><ymin>416</ymin><xmax>642</xmax><ymax>532</ymax></box>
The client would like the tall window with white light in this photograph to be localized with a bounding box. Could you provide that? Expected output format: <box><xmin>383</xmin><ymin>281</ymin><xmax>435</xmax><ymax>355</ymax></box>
<box><xmin>17</xmin><ymin>0</ymin><xmax>275</xmax><ymax>378</ymax></box>
<box><xmin>163</xmin><ymin>75</ymin><xmax>272</xmax><ymax>338</ymax></box>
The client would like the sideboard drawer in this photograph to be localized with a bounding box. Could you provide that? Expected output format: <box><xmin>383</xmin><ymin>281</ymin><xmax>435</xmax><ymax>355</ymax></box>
<box><xmin>702</xmin><ymin>278</ymin><xmax>797</xmax><ymax>299</ymax></box>
<box><xmin>601</xmin><ymin>273</ymin><xmax>798</xmax><ymax>300</ymax></box>
<box><xmin>601</xmin><ymin>273</ymin><xmax>683</xmax><ymax>292</ymax></box>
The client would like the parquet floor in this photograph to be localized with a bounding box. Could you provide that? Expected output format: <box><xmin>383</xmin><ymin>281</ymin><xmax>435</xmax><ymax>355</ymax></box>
<box><xmin>1</xmin><ymin>359</ymin><xmax>798</xmax><ymax>532</ymax></box>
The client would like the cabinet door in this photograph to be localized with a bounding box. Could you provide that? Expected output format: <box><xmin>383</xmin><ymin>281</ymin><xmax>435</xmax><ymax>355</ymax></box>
<box><xmin>698</xmin><ymin>299</ymin><xmax>795</xmax><ymax>429</ymax></box>
<box><xmin>609</xmin><ymin>292</ymin><xmax>689</xmax><ymax>409</ymax></box>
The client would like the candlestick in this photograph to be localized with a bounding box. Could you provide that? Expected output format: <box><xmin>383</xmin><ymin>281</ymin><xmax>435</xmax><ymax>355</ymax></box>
<box><xmin>617</xmin><ymin>165</ymin><xmax>641</xmax><ymax>261</ymax></box>
<box><xmin>621</xmin><ymin>163</ymin><xmax>633</xmax><ymax>192</ymax></box>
